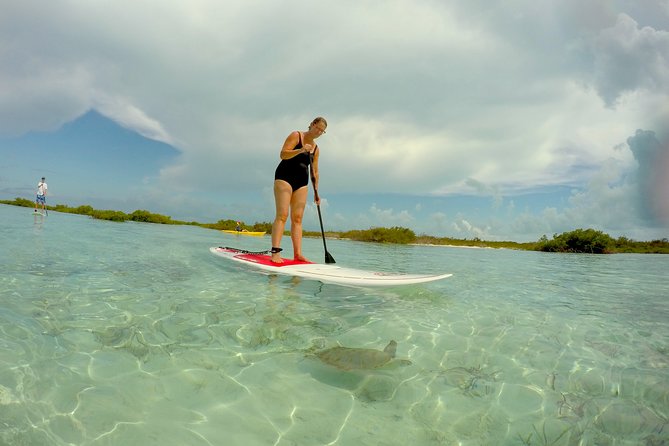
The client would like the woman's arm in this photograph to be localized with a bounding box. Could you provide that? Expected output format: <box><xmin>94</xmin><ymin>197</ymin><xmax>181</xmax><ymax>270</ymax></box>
<box><xmin>279</xmin><ymin>131</ymin><xmax>310</xmax><ymax>160</ymax></box>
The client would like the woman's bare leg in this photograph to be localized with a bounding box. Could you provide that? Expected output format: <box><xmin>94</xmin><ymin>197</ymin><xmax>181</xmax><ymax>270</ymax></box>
<box><xmin>272</xmin><ymin>180</ymin><xmax>292</xmax><ymax>263</ymax></box>
<box><xmin>290</xmin><ymin>186</ymin><xmax>309</xmax><ymax>261</ymax></box>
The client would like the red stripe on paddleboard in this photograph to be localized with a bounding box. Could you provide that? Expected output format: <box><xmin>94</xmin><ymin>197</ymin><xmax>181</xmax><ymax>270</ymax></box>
<box><xmin>236</xmin><ymin>253</ymin><xmax>314</xmax><ymax>267</ymax></box>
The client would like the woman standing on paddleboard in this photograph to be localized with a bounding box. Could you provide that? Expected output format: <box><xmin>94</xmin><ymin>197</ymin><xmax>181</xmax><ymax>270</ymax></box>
<box><xmin>271</xmin><ymin>117</ymin><xmax>327</xmax><ymax>263</ymax></box>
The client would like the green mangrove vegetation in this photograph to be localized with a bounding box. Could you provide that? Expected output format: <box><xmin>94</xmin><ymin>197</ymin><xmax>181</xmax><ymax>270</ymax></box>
<box><xmin>3</xmin><ymin>198</ymin><xmax>667</xmax><ymax>254</ymax></box>
<box><xmin>201</xmin><ymin>219</ymin><xmax>272</xmax><ymax>233</ymax></box>
<box><xmin>337</xmin><ymin>226</ymin><xmax>417</xmax><ymax>244</ymax></box>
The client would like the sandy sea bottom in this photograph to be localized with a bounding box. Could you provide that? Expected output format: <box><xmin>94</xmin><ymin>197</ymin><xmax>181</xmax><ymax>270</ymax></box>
<box><xmin>0</xmin><ymin>204</ymin><xmax>668</xmax><ymax>445</ymax></box>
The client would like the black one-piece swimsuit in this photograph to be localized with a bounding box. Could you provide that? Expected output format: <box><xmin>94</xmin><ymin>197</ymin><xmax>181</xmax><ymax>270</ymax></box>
<box><xmin>274</xmin><ymin>132</ymin><xmax>317</xmax><ymax>191</ymax></box>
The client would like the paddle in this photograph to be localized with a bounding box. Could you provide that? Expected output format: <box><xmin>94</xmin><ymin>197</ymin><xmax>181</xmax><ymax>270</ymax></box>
<box><xmin>309</xmin><ymin>153</ymin><xmax>335</xmax><ymax>264</ymax></box>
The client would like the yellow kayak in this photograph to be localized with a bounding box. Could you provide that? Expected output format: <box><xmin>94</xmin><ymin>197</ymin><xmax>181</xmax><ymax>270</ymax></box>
<box><xmin>221</xmin><ymin>230</ymin><xmax>266</xmax><ymax>237</ymax></box>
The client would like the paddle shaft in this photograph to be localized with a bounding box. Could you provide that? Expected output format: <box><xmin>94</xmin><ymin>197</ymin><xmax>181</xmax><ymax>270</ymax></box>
<box><xmin>309</xmin><ymin>153</ymin><xmax>335</xmax><ymax>264</ymax></box>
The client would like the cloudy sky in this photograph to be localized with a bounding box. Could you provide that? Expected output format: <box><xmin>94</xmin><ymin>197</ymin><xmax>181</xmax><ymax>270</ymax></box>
<box><xmin>1</xmin><ymin>0</ymin><xmax>668</xmax><ymax>242</ymax></box>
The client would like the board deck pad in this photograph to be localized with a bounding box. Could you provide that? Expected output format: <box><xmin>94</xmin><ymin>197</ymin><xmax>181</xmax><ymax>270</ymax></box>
<box><xmin>210</xmin><ymin>247</ymin><xmax>452</xmax><ymax>287</ymax></box>
<box><xmin>236</xmin><ymin>253</ymin><xmax>312</xmax><ymax>267</ymax></box>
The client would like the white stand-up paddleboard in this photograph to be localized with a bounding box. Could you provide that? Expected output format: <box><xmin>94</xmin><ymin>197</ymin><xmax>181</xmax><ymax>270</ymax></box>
<box><xmin>210</xmin><ymin>247</ymin><xmax>452</xmax><ymax>287</ymax></box>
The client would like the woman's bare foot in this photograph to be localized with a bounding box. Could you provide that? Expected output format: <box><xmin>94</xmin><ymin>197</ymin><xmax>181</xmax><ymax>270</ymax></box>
<box><xmin>294</xmin><ymin>254</ymin><xmax>309</xmax><ymax>262</ymax></box>
<box><xmin>271</xmin><ymin>252</ymin><xmax>283</xmax><ymax>264</ymax></box>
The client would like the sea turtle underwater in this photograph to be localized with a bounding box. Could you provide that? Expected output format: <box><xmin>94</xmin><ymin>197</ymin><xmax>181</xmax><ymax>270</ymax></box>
<box><xmin>315</xmin><ymin>340</ymin><xmax>412</xmax><ymax>371</ymax></box>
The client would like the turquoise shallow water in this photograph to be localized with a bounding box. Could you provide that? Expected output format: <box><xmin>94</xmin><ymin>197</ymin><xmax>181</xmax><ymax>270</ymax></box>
<box><xmin>1</xmin><ymin>203</ymin><xmax>668</xmax><ymax>445</ymax></box>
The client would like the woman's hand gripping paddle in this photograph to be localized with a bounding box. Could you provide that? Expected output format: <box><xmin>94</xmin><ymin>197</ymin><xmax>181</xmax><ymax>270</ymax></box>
<box><xmin>309</xmin><ymin>153</ymin><xmax>335</xmax><ymax>264</ymax></box>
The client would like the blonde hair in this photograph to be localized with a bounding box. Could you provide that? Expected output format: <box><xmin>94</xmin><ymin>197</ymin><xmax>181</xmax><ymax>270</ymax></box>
<box><xmin>310</xmin><ymin>117</ymin><xmax>327</xmax><ymax>128</ymax></box>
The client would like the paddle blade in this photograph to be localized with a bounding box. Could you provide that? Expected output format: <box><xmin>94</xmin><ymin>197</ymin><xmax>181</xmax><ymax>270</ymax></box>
<box><xmin>325</xmin><ymin>251</ymin><xmax>336</xmax><ymax>264</ymax></box>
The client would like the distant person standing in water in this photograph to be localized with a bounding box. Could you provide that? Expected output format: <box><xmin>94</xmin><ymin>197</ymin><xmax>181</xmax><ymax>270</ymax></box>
<box><xmin>34</xmin><ymin>177</ymin><xmax>48</xmax><ymax>213</ymax></box>
<box><xmin>271</xmin><ymin>117</ymin><xmax>327</xmax><ymax>263</ymax></box>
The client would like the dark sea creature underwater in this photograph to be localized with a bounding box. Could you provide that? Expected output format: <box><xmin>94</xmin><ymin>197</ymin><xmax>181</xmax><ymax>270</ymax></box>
<box><xmin>315</xmin><ymin>340</ymin><xmax>412</xmax><ymax>371</ymax></box>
